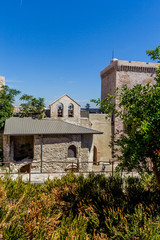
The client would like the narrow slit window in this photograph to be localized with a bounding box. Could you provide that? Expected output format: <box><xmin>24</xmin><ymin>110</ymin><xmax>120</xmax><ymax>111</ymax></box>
<box><xmin>93</xmin><ymin>146</ymin><xmax>98</xmax><ymax>165</ymax></box>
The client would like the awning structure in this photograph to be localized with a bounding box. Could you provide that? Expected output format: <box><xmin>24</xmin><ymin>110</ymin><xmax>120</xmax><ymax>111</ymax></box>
<box><xmin>4</xmin><ymin>117</ymin><xmax>103</xmax><ymax>136</ymax></box>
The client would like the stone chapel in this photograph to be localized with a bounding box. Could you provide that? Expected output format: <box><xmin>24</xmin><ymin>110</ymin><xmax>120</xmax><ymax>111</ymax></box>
<box><xmin>0</xmin><ymin>58</ymin><xmax>158</xmax><ymax>174</ymax></box>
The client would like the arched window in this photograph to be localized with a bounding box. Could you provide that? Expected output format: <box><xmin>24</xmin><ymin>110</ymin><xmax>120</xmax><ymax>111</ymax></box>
<box><xmin>68</xmin><ymin>103</ymin><xmax>74</xmax><ymax>117</ymax></box>
<box><xmin>68</xmin><ymin>145</ymin><xmax>76</xmax><ymax>158</ymax></box>
<box><xmin>93</xmin><ymin>146</ymin><xmax>98</xmax><ymax>165</ymax></box>
<box><xmin>57</xmin><ymin>103</ymin><xmax>63</xmax><ymax>117</ymax></box>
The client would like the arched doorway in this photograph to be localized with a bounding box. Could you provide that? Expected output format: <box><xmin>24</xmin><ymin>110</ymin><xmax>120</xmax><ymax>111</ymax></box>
<box><xmin>68</xmin><ymin>145</ymin><xmax>77</xmax><ymax>158</ymax></box>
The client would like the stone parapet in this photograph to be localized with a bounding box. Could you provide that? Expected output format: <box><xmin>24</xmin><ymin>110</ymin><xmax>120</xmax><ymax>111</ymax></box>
<box><xmin>101</xmin><ymin>59</ymin><xmax>157</xmax><ymax>78</ymax></box>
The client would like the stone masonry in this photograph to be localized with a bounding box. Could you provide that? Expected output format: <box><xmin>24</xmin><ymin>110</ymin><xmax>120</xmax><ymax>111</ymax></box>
<box><xmin>3</xmin><ymin>134</ymin><xmax>93</xmax><ymax>173</ymax></box>
<box><xmin>101</xmin><ymin>59</ymin><xmax>158</xmax><ymax>134</ymax></box>
<box><xmin>33</xmin><ymin>134</ymin><xmax>93</xmax><ymax>172</ymax></box>
<box><xmin>89</xmin><ymin>114</ymin><xmax>111</xmax><ymax>162</ymax></box>
<box><xmin>49</xmin><ymin>94</ymin><xmax>81</xmax><ymax>125</ymax></box>
<box><xmin>101</xmin><ymin>59</ymin><xmax>157</xmax><ymax>100</ymax></box>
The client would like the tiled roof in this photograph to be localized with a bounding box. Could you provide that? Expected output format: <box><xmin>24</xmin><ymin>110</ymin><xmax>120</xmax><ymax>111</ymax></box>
<box><xmin>4</xmin><ymin>117</ymin><xmax>103</xmax><ymax>135</ymax></box>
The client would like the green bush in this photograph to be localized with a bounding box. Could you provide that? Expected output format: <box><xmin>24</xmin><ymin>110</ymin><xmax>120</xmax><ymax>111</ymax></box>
<box><xmin>0</xmin><ymin>173</ymin><xmax>159</xmax><ymax>239</ymax></box>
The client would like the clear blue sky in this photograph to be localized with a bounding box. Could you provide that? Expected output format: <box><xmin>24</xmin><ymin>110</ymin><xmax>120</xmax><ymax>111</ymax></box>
<box><xmin>0</xmin><ymin>0</ymin><xmax>159</xmax><ymax>107</ymax></box>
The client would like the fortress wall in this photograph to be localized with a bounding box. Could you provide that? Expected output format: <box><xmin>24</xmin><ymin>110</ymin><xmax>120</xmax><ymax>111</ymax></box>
<box><xmin>89</xmin><ymin>114</ymin><xmax>112</xmax><ymax>163</ymax></box>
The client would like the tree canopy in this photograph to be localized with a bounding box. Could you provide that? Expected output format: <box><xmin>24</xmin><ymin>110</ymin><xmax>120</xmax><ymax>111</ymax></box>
<box><xmin>92</xmin><ymin>46</ymin><xmax>160</xmax><ymax>188</ymax></box>
<box><xmin>85</xmin><ymin>103</ymin><xmax>90</xmax><ymax>110</ymax></box>
<box><xmin>0</xmin><ymin>85</ymin><xmax>20</xmax><ymax>129</ymax></box>
<box><xmin>0</xmin><ymin>85</ymin><xmax>45</xmax><ymax>128</ymax></box>
<box><xmin>20</xmin><ymin>94</ymin><xmax>45</xmax><ymax>119</ymax></box>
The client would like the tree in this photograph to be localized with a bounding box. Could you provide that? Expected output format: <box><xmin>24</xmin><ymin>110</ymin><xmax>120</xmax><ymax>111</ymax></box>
<box><xmin>20</xmin><ymin>94</ymin><xmax>45</xmax><ymax>119</ymax></box>
<box><xmin>92</xmin><ymin>46</ymin><xmax>160</xmax><ymax>189</ymax></box>
<box><xmin>0</xmin><ymin>85</ymin><xmax>20</xmax><ymax>129</ymax></box>
<box><xmin>85</xmin><ymin>103</ymin><xmax>90</xmax><ymax>110</ymax></box>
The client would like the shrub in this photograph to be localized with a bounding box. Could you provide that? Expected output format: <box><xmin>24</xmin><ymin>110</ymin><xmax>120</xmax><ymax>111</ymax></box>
<box><xmin>0</xmin><ymin>173</ymin><xmax>159</xmax><ymax>239</ymax></box>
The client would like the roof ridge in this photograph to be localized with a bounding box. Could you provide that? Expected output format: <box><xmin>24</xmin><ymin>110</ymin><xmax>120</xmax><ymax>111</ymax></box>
<box><xmin>4</xmin><ymin>117</ymin><xmax>103</xmax><ymax>135</ymax></box>
<box><xmin>49</xmin><ymin>94</ymin><xmax>81</xmax><ymax>107</ymax></box>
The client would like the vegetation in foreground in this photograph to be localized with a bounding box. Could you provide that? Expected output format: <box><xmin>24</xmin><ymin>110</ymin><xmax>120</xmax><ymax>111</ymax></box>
<box><xmin>0</xmin><ymin>173</ymin><xmax>160</xmax><ymax>239</ymax></box>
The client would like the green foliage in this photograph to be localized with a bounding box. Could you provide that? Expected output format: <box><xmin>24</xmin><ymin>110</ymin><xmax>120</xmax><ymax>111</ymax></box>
<box><xmin>20</xmin><ymin>94</ymin><xmax>45</xmax><ymax>119</ymax></box>
<box><xmin>0</xmin><ymin>85</ymin><xmax>20</xmax><ymax>129</ymax></box>
<box><xmin>51</xmin><ymin>213</ymin><xmax>88</xmax><ymax>240</ymax></box>
<box><xmin>105</xmin><ymin>204</ymin><xmax>160</xmax><ymax>239</ymax></box>
<box><xmin>3</xmin><ymin>223</ymin><xmax>26</xmax><ymax>240</ymax></box>
<box><xmin>116</xmin><ymin>83</ymin><xmax>160</xmax><ymax>169</ymax></box>
<box><xmin>93</xmin><ymin>82</ymin><xmax>160</xmax><ymax>178</ymax></box>
<box><xmin>3</xmin><ymin>176</ymin><xmax>26</xmax><ymax>201</ymax></box>
<box><xmin>0</xmin><ymin>174</ymin><xmax>160</xmax><ymax>240</ymax></box>
<box><xmin>146</xmin><ymin>45</ymin><xmax>160</xmax><ymax>63</ymax></box>
<box><xmin>85</xmin><ymin>103</ymin><xmax>90</xmax><ymax>110</ymax></box>
<box><xmin>0</xmin><ymin>174</ymin><xmax>160</xmax><ymax>239</ymax></box>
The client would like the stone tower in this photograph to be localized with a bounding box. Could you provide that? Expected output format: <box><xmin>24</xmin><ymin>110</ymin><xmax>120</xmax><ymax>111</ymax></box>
<box><xmin>100</xmin><ymin>59</ymin><xmax>158</xmax><ymax>133</ymax></box>
<box><xmin>101</xmin><ymin>59</ymin><xmax>157</xmax><ymax>100</ymax></box>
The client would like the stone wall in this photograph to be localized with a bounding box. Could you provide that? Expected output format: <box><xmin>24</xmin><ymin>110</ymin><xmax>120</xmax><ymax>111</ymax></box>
<box><xmin>80</xmin><ymin>114</ymin><xmax>112</xmax><ymax>169</ymax></box>
<box><xmin>33</xmin><ymin>134</ymin><xmax>92</xmax><ymax>172</ymax></box>
<box><xmin>80</xmin><ymin>117</ymin><xmax>90</xmax><ymax>127</ymax></box>
<box><xmin>101</xmin><ymin>59</ymin><xmax>157</xmax><ymax>100</ymax></box>
<box><xmin>101</xmin><ymin>59</ymin><xmax>158</xmax><ymax>133</ymax></box>
<box><xmin>50</xmin><ymin>95</ymin><xmax>81</xmax><ymax>125</ymax></box>
<box><xmin>81</xmin><ymin>134</ymin><xmax>93</xmax><ymax>172</ymax></box>
<box><xmin>116</xmin><ymin>69</ymin><xmax>157</xmax><ymax>90</ymax></box>
<box><xmin>101</xmin><ymin>67</ymin><xmax>116</xmax><ymax>101</ymax></box>
<box><xmin>89</xmin><ymin>114</ymin><xmax>112</xmax><ymax>164</ymax></box>
<box><xmin>2</xmin><ymin>133</ymin><xmax>93</xmax><ymax>173</ymax></box>
<box><xmin>3</xmin><ymin>135</ymin><xmax>10</xmax><ymax>162</ymax></box>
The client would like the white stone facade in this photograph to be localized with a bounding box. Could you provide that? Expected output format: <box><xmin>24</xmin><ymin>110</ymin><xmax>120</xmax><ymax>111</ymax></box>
<box><xmin>49</xmin><ymin>94</ymin><xmax>81</xmax><ymax>125</ymax></box>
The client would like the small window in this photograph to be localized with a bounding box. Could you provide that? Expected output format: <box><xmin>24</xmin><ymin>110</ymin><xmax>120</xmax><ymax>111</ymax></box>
<box><xmin>93</xmin><ymin>146</ymin><xmax>98</xmax><ymax>165</ymax></box>
<box><xmin>68</xmin><ymin>103</ymin><xmax>74</xmax><ymax>117</ymax></box>
<box><xmin>57</xmin><ymin>103</ymin><xmax>63</xmax><ymax>117</ymax></box>
<box><xmin>68</xmin><ymin>145</ymin><xmax>76</xmax><ymax>158</ymax></box>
